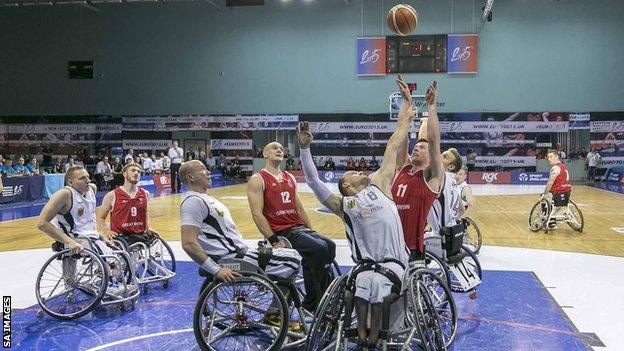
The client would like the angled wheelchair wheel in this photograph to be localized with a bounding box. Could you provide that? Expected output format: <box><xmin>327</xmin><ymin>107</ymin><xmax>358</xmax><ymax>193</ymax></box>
<box><xmin>448</xmin><ymin>245</ymin><xmax>482</xmax><ymax>294</ymax></box>
<box><xmin>528</xmin><ymin>200</ymin><xmax>549</xmax><ymax>232</ymax></box>
<box><xmin>412</xmin><ymin>279</ymin><xmax>447</xmax><ymax>351</ymax></box>
<box><xmin>463</xmin><ymin>218</ymin><xmax>483</xmax><ymax>254</ymax></box>
<box><xmin>193</xmin><ymin>271</ymin><xmax>289</xmax><ymax>351</ymax></box>
<box><xmin>409</xmin><ymin>269</ymin><xmax>457</xmax><ymax>348</ymax></box>
<box><xmin>294</xmin><ymin>260</ymin><xmax>342</xmax><ymax>306</ymax></box>
<box><xmin>566</xmin><ymin>201</ymin><xmax>584</xmax><ymax>233</ymax></box>
<box><xmin>36</xmin><ymin>249</ymin><xmax>108</xmax><ymax>320</ymax></box>
<box><xmin>424</xmin><ymin>250</ymin><xmax>451</xmax><ymax>289</ymax></box>
<box><xmin>304</xmin><ymin>274</ymin><xmax>349</xmax><ymax>351</ymax></box>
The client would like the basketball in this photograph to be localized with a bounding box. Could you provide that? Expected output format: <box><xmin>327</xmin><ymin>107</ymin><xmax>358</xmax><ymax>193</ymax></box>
<box><xmin>387</xmin><ymin>4</ymin><xmax>419</xmax><ymax>36</ymax></box>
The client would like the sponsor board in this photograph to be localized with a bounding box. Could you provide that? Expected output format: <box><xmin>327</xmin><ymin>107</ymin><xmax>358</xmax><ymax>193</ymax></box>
<box><xmin>289</xmin><ymin>170</ymin><xmax>373</xmax><ymax>183</ymax></box>
<box><xmin>511</xmin><ymin>172</ymin><xmax>550</xmax><ymax>184</ymax></box>
<box><xmin>210</xmin><ymin>139</ymin><xmax>253</xmax><ymax>150</ymax></box>
<box><xmin>590</xmin><ymin>120</ymin><xmax>624</xmax><ymax>133</ymax></box>
<box><xmin>9</xmin><ymin>124</ymin><xmax>121</xmax><ymax>133</ymax></box>
<box><xmin>309</xmin><ymin>121</ymin><xmax>568</xmax><ymax>134</ymax></box>
<box><xmin>468</xmin><ymin>171</ymin><xmax>512</xmax><ymax>184</ymax></box>
<box><xmin>123</xmin><ymin>140</ymin><xmax>170</xmax><ymax>149</ymax></box>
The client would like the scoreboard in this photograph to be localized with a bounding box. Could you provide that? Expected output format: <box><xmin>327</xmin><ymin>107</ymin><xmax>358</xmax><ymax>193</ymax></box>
<box><xmin>386</xmin><ymin>35</ymin><xmax>447</xmax><ymax>74</ymax></box>
<box><xmin>356</xmin><ymin>34</ymin><xmax>478</xmax><ymax>76</ymax></box>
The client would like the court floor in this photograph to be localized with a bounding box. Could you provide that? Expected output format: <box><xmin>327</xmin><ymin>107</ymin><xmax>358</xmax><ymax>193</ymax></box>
<box><xmin>1</xmin><ymin>182</ymin><xmax>624</xmax><ymax>350</ymax></box>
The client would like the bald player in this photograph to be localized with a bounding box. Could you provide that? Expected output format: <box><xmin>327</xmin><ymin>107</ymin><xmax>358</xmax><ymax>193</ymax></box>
<box><xmin>247</xmin><ymin>141</ymin><xmax>336</xmax><ymax>312</ymax></box>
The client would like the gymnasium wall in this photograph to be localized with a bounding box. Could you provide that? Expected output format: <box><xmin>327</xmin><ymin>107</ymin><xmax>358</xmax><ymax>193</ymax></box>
<box><xmin>0</xmin><ymin>0</ymin><xmax>623</xmax><ymax>115</ymax></box>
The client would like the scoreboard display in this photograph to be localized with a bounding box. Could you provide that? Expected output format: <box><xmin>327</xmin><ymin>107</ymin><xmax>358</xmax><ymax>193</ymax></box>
<box><xmin>386</xmin><ymin>35</ymin><xmax>447</xmax><ymax>74</ymax></box>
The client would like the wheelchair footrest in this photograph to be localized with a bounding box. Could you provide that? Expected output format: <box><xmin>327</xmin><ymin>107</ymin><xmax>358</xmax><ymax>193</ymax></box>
<box><xmin>446</xmin><ymin>252</ymin><xmax>467</xmax><ymax>265</ymax></box>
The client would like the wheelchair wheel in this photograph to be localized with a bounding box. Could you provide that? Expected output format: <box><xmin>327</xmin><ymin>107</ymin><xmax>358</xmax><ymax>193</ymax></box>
<box><xmin>528</xmin><ymin>200</ymin><xmax>549</xmax><ymax>232</ymax></box>
<box><xmin>412</xmin><ymin>279</ymin><xmax>447</xmax><ymax>351</ymax></box>
<box><xmin>448</xmin><ymin>245</ymin><xmax>482</xmax><ymax>293</ymax></box>
<box><xmin>36</xmin><ymin>249</ymin><xmax>108</xmax><ymax>320</ymax></box>
<box><xmin>193</xmin><ymin>271</ymin><xmax>289</xmax><ymax>351</ymax></box>
<box><xmin>424</xmin><ymin>251</ymin><xmax>451</xmax><ymax>288</ymax></box>
<box><xmin>304</xmin><ymin>274</ymin><xmax>349</xmax><ymax>351</ymax></box>
<box><xmin>140</xmin><ymin>237</ymin><xmax>177</xmax><ymax>276</ymax></box>
<box><xmin>408</xmin><ymin>269</ymin><xmax>457</xmax><ymax>348</ymax></box>
<box><xmin>294</xmin><ymin>260</ymin><xmax>342</xmax><ymax>306</ymax></box>
<box><xmin>463</xmin><ymin>218</ymin><xmax>483</xmax><ymax>254</ymax></box>
<box><xmin>566</xmin><ymin>201</ymin><xmax>584</xmax><ymax>233</ymax></box>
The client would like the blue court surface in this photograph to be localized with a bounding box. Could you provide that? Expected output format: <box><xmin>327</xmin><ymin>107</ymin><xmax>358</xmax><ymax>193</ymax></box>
<box><xmin>589</xmin><ymin>182</ymin><xmax>624</xmax><ymax>196</ymax></box>
<box><xmin>10</xmin><ymin>262</ymin><xmax>589</xmax><ymax>351</ymax></box>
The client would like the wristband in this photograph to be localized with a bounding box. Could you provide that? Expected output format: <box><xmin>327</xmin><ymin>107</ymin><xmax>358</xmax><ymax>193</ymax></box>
<box><xmin>267</xmin><ymin>235</ymin><xmax>279</xmax><ymax>246</ymax></box>
<box><xmin>201</xmin><ymin>257</ymin><xmax>220</xmax><ymax>275</ymax></box>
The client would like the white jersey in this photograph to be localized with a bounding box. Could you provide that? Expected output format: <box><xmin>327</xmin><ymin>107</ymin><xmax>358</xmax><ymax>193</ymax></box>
<box><xmin>427</xmin><ymin>172</ymin><xmax>461</xmax><ymax>234</ymax></box>
<box><xmin>342</xmin><ymin>185</ymin><xmax>409</xmax><ymax>265</ymax></box>
<box><xmin>456</xmin><ymin>180</ymin><xmax>471</xmax><ymax>211</ymax></box>
<box><xmin>180</xmin><ymin>191</ymin><xmax>247</xmax><ymax>257</ymax></box>
<box><xmin>53</xmin><ymin>186</ymin><xmax>99</xmax><ymax>239</ymax></box>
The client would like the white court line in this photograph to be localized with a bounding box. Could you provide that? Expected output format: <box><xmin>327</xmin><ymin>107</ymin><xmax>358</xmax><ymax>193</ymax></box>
<box><xmin>85</xmin><ymin>328</ymin><xmax>193</xmax><ymax>351</ymax></box>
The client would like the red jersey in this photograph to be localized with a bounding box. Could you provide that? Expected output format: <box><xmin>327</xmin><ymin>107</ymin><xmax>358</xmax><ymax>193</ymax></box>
<box><xmin>551</xmin><ymin>162</ymin><xmax>572</xmax><ymax>194</ymax></box>
<box><xmin>391</xmin><ymin>165</ymin><xmax>438</xmax><ymax>252</ymax></box>
<box><xmin>110</xmin><ymin>187</ymin><xmax>148</xmax><ymax>234</ymax></box>
<box><xmin>258</xmin><ymin>169</ymin><xmax>305</xmax><ymax>233</ymax></box>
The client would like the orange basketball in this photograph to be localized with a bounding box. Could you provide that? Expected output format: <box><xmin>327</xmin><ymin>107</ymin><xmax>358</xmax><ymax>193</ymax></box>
<box><xmin>386</xmin><ymin>4</ymin><xmax>418</xmax><ymax>36</ymax></box>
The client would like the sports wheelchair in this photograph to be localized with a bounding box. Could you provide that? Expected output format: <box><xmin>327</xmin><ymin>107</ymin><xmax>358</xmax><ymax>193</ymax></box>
<box><xmin>528</xmin><ymin>195</ymin><xmax>584</xmax><ymax>233</ymax></box>
<box><xmin>112</xmin><ymin>232</ymin><xmax>176</xmax><ymax>293</ymax></box>
<box><xmin>194</xmin><ymin>237</ymin><xmax>340</xmax><ymax>351</ymax></box>
<box><xmin>35</xmin><ymin>237</ymin><xmax>140</xmax><ymax>320</ymax></box>
<box><xmin>462</xmin><ymin>217</ymin><xmax>482</xmax><ymax>255</ymax></box>
<box><xmin>424</xmin><ymin>220</ymin><xmax>483</xmax><ymax>298</ymax></box>
<box><xmin>304</xmin><ymin>257</ymin><xmax>457</xmax><ymax>351</ymax></box>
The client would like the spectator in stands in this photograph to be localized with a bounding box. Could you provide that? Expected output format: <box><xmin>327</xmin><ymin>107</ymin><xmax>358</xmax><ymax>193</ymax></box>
<box><xmin>160</xmin><ymin>151</ymin><xmax>170</xmax><ymax>172</ymax></box>
<box><xmin>95</xmin><ymin>156</ymin><xmax>113</xmax><ymax>188</ymax></box>
<box><xmin>556</xmin><ymin>143</ymin><xmax>567</xmax><ymax>159</ymax></box>
<box><xmin>12</xmin><ymin>157</ymin><xmax>31</xmax><ymax>176</ymax></box>
<box><xmin>217</xmin><ymin>154</ymin><xmax>227</xmax><ymax>175</ymax></box>
<box><xmin>140</xmin><ymin>152</ymin><xmax>151</xmax><ymax>170</ymax></box>
<box><xmin>369</xmin><ymin>155</ymin><xmax>379</xmax><ymax>170</ymax></box>
<box><xmin>5</xmin><ymin>159</ymin><xmax>19</xmax><ymax>177</ymax></box>
<box><xmin>74</xmin><ymin>156</ymin><xmax>85</xmax><ymax>167</ymax></box>
<box><xmin>112</xmin><ymin>157</ymin><xmax>124</xmax><ymax>188</ymax></box>
<box><xmin>357</xmin><ymin>157</ymin><xmax>367</xmax><ymax>171</ymax></box>
<box><xmin>42</xmin><ymin>145</ymin><xmax>53</xmax><ymax>167</ymax></box>
<box><xmin>195</xmin><ymin>147</ymin><xmax>206</xmax><ymax>162</ymax></box>
<box><xmin>587</xmin><ymin>148</ymin><xmax>602</xmax><ymax>183</ymax></box>
<box><xmin>317</xmin><ymin>156</ymin><xmax>325</xmax><ymax>169</ymax></box>
<box><xmin>229</xmin><ymin>156</ymin><xmax>242</xmax><ymax>179</ymax></box>
<box><xmin>569</xmin><ymin>149</ymin><xmax>579</xmax><ymax>159</ymax></box>
<box><xmin>205</xmin><ymin>151</ymin><xmax>215</xmax><ymax>171</ymax></box>
<box><xmin>64</xmin><ymin>158</ymin><xmax>76</xmax><ymax>172</ymax></box>
<box><xmin>286</xmin><ymin>154</ymin><xmax>295</xmax><ymax>170</ymax></box>
<box><xmin>579</xmin><ymin>147</ymin><xmax>588</xmax><ymax>159</ymax></box>
<box><xmin>124</xmin><ymin>149</ymin><xmax>134</xmax><ymax>164</ymax></box>
<box><xmin>0</xmin><ymin>154</ymin><xmax>7</xmax><ymax>175</ymax></box>
<box><xmin>149</xmin><ymin>154</ymin><xmax>164</xmax><ymax>174</ymax></box>
<box><xmin>52</xmin><ymin>158</ymin><xmax>65</xmax><ymax>174</ymax></box>
<box><xmin>324</xmin><ymin>157</ymin><xmax>336</xmax><ymax>171</ymax></box>
<box><xmin>346</xmin><ymin>157</ymin><xmax>356</xmax><ymax>171</ymax></box>
<box><xmin>26</xmin><ymin>157</ymin><xmax>39</xmax><ymax>175</ymax></box>
<box><xmin>466</xmin><ymin>148</ymin><xmax>477</xmax><ymax>171</ymax></box>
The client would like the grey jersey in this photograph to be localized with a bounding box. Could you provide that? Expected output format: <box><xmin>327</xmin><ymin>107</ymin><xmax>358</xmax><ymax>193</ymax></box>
<box><xmin>180</xmin><ymin>191</ymin><xmax>247</xmax><ymax>257</ymax></box>
<box><xmin>427</xmin><ymin>172</ymin><xmax>460</xmax><ymax>234</ymax></box>
<box><xmin>342</xmin><ymin>185</ymin><xmax>409</xmax><ymax>265</ymax></box>
<box><xmin>53</xmin><ymin>186</ymin><xmax>98</xmax><ymax>239</ymax></box>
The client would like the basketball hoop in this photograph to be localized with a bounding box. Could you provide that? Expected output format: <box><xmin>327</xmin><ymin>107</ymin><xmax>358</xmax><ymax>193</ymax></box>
<box><xmin>388</xmin><ymin>92</ymin><xmax>428</xmax><ymax>120</ymax></box>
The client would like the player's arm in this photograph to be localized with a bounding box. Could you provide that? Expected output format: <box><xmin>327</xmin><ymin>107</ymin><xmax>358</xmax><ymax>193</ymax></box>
<box><xmin>247</xmin><ymin>176</ymin><xmax>284</xmax><ymax>241</ymax></box>
<box><xmin>96</xmin><ymin>191</ymin><xmax>117</xmax><ymax>243</ymax></box>
<box><xmin>297</xmin><ymin>121</ymin><xmax>344</xmax><ymax>216</ymax></box>
<box><xmin>372</xmin><ymin>81</ymin><xmax>414</xmax><ymax>198</ymax></box>
<box><xmin>424</xmin><ymin>81</ymin><xmax>444</xmax><ymax>192</ymax></box>
<box><xmin>36</xmin><ymin>189</ymin><xmax>83</xmax><ymax>254</ymax></box>
<box><xmin>180</xmin><ymin>199</ymin><xmax>240</xmax><ymax>283</ymax></box>
<box><xmin>394</xmin><ymin>76</ymin><xmax>415</xmax><ymax>171</ymax></box>
<box><xmin>461</xmin><ymin>186</ymin><xmax>476</xmax><ymax>218</ymax></box>
<box><xmin>294</xmin><ymin>193</ymin><xmax>314</xmax><ymax>231</ymax></box>
<box><xmin>543</xmin><ymin>165</ymin><xmax>560</xmax><ymax>195</ymax></box>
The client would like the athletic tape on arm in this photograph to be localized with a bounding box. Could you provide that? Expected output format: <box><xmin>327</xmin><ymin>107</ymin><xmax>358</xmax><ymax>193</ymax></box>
<box><xmin>299</xmin><ymin>148</ymin><xmax>333</xmax><ymax>204</ymax></box>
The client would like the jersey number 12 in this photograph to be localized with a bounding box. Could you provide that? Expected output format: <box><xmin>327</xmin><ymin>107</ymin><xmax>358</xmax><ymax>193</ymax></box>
<box><xmin>281</xmin><ymin>191</ymin><xmax>291</xmax><ymax>204</ymax></box>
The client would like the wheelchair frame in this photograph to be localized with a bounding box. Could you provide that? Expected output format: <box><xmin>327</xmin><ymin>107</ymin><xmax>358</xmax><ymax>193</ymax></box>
<box><xmin>36</xmin><ymin>239</ymin><xmax>140</xmax><ymax>320</ymax></box>
<box><xmin>528</xmin><ymin>197</ymin><xmax>584</xmax><ymax>233</ymax></box>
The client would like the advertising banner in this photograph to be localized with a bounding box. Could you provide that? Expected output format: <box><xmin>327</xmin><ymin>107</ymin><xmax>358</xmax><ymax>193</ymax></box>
<box><xmin>468</xmin><ymin>171</ymin><xmax>512</xmax><ymax>184</ymax></box>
